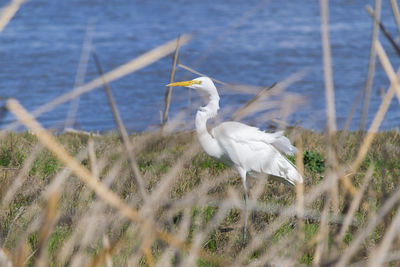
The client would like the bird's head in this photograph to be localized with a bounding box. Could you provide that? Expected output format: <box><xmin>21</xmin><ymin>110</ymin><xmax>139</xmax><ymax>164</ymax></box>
<box><xmin>167</xmin><ymin>77</ymin><xmax>218</xmax><ymax>96</ymax></box>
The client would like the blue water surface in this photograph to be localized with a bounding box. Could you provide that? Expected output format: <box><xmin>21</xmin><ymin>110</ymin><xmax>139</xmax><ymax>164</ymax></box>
<box><xmin>0</xmin><ymin>0</ymin><xmax>399</xmax><ymax>132</ymax></box>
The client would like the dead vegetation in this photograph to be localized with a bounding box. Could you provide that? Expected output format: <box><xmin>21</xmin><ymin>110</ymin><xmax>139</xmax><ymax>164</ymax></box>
<box><xmin>0</xmin><ymin>128</ymin><xmax>399</xmax><ymax>266</ymax></box>
<box><xmin>1</xmin><ymin>0</ymin><xmax>400</xmax><ymax>266</ymax></box>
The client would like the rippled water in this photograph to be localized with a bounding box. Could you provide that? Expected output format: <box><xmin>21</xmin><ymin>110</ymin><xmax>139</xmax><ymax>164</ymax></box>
<box><xmin>0</xmin><ymin>0</ymin><xmax>399</xmax><ymax>132</ymax></box>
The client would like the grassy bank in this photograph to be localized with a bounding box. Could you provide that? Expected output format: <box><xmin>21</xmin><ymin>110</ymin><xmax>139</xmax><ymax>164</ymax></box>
<box><xmin>0</xmin><ymin>129</ymin><xmax>399</xmax><ymax>266</ymax></box>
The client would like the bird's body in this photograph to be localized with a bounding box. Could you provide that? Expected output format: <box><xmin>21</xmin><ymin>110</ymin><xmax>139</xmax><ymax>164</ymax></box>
<box><xmin>167</xmin><ymin>77</ymin><xmax>302</xmax><ymax>241</ymax></box>
<box><xmin>210</xmin><ymin>121</ymin><xmax>301</xmax><ymax>185</ymax></box>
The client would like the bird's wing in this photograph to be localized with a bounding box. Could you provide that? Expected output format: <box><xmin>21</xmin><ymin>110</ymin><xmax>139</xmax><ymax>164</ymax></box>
<box><xmin>211</xmin><ymin>121</ymin><xmax>302</xmax><ymax>185</ymax></box>
<box><xmin>212</xmin><ymin>121</ymin><xmax>297</xmax><ymax>155</ymax></box>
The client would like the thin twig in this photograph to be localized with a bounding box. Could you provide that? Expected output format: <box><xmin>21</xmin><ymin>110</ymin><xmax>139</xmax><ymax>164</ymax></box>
<box><xmin>0</xmin><ymin>248</ymin><xmax>12</xmax><ymax>267</ymax></box>
<box><xmin>0</xmin><ymin>0</ymin><xmax>25</xmax><ymax>33</ymax></box>
<box><xmin>88</xmin><ymin>138</ymin><xmax>98</xmax><ymax>180</ymax></box>
<box><xmin>361</xmin><ymin>0</ymin><xmax>381</xmax><ymax>132</ymax></box>
<box><xmin>320</xmin><ymin>0</ymin><xmax>342</xmax><ymax>204</ymax></box>
<box><xmin>86</xmin><ymin>234</ymin><xmax>126</xmax><ymax>267</ymax></box>
<box><xmin>314</xmin><ymin>198</ymin><xmax>330</xmax><ymax>266</ymax></box>
<box><xmin>142</xmin><ymin>231</ymin><xmax>155</xmax><ymax>267</ymax></box>
<box><xmin>351</xmin><ymin>40</ymin><xmax>400</xmax><ymax>173</ymax></box>
<box><xmin>375</xmin><ymin>40</ymin><xmax>400</xmax><ymax>102</ymax></box>
<box><xmin>4</xmin><ymin>36</ymin><xmax>192</xmax><ymax>132</ymax></box>
<box><xmin>232</xmin><ymin>68</ymin><xmax>309</xmax><ymax>121</ymax></box>
<box><xmin>390</xmin><ymin>0</ymin><xmax>400</xmax><ymax>34</ymax></box>
<box><xmin>366</xmin><ymin>5</ymin><xmax>400</xmax><ymax>57</ymax></box>
<box><xmin>102</xmin><ymin>236</ymin><xmax>113</xmax><ymax>267</ymax></box>
<box><xmin>339</xmin><ymin>87</ymin><xmax>363</xmax><ymax>148</ymax></box>
<box><xmin>64</xmin><ymin>21</ymin><xmax>94</xmax><ymax>130</ymax></box>
<box><xmin>162</xmin><ymin>35</ymin><xmax>181</xmax><ymax>126</ymax></box>
<box><xmin>336</xmin><ymin>166</ymin><xmax>373</xmax><ymax>243</ymax></box>
<box><xmin>0</xmin><ymin>144</ymin><xmax>43</xmax><ymax>208</ymax></box>
<box><xmin>35</xmin><ymin>192</ymin><xmax>60</xmax><ymax>267</ymax></box>
<box><xmin>337</xmin><ymin>39</ymin><xmax>400</xmax><ymax>264</ymax></box>
<box><xmin>368</xmin><ymin>205</ymin><xmax>400</xmax><ymax>266</ymax></box>
<box><xmin>320</xmin><ymin>0</ymin><xmax>337</xmax><ymax>134</ymax></box>
<box><xmin>178</xmin><ymin>63</ymin><xmax>229</xmax><ymax>87</ymax></box>
<box><xmin>232</xmin><ymin>83</ymin><xmax>276</xmax><ymax>120</ymax></box>
<box><xmin>91</xmin><ymin>49</ymin><xmax>148</xmax><ymax>200</ymax></box>
<box><xmin>179</xmin><ymin>62</ymin><xmax>271</xmax><ymax>95</ymax></box>
<box><xmin>295</xmin><ymin>137</ymin><xmax>305</xmax><ymax>231</ymax></box>
<box><xmin>335</xmin><ymin>183</ymin><xmax>400</xmax><ymax>266</ymax></box>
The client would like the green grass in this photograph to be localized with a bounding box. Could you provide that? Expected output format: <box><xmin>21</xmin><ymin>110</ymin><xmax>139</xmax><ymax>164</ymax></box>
<box><xmin>48</xmin><ymin>226</ymin><xmax>71</xmax><ymax>255</ymax></box>
<box><xmin>303</xmin><ymin>151</ymin><xmax>325</xmax><ymax>174</ymax></box>
<box><xmin>0</xmin><ymin>129</ymin><xmax>399</xmax><ymax>266</ymax></box>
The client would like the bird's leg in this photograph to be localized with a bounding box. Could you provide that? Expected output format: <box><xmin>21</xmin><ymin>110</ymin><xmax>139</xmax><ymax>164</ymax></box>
<box><xmin>244</xmin><ymin>184</ymin><xmax>248</xmax><ymax>243</ymax></box>
<box><xmin>238</xmin><ymin>168</ymin><xmax>248</xmax><ymax>245</ymax></box>
<box><xmin>251</xmin><ymin>200</ymin><xmax>256</xmax><ymax>224</ymax></box>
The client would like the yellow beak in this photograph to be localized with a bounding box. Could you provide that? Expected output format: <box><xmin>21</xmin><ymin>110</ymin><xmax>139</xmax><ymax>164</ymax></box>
<box><xmin>166</xmin><ymin>80</ymin><xmax>201</xmax><ymax>87</ymax></box>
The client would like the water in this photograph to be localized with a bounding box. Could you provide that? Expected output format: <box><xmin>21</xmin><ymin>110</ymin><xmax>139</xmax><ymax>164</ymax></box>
<box><xmin>0</xmin><ymin>0</ymin><xmax>399</xmax><ymax>132</ymax></box>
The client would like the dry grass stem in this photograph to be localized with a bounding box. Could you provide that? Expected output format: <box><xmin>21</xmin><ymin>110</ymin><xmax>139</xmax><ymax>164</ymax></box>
<box><xmin>102</xmin><ymin>235</ymin><xmax>113</xmax><ymax>267</ymax></box>
<box><xmin>6</xmin><ymin>98</ymin><xmax>223</xmax><ymax>265</ymax></box>
<box><xmin>336</xmin><ymin>166</ymin><xmax>373</xmax><ymax>243</ymax></box>
<box><xmin>367</xmin><ymin>5</ymin><xmax>400</xmax><ymax>56</ymax></box>
<box><xmin>0</xmin><ymin>0</ymin><xmax>25</xmax><ymax>33</ymax></box>
<box><xmin>368</xmin><ymin>206</ymin><xmax>400</xmax><ymax>266</ymax></box>
<box><xmin>86</xmin><ymin>233</ymin><xmax>127</xmax><ymax>267</ymax></box>
<box><xmin>350</xmin><ymin>41</ymin><xmax>400</xmax><ymax>172</ymax></box>
<box><xmin>1</xmin><ymin>2</ymin><xmax>400</xmax><ymax>265</ymax></box>
<box><xmin>335</xmin><ymin>183</ymin><xmax>400</xmax><ymax>266</ymax></box>
<box><xmin>35</xmin><ymin>192</ymin><xmax>60</xmax><ymax>267</ymax></box>
<box><xmin>1</xmin><ymin>144</ymin><xmax>43</xmax><ymax>208</ymax></box>
<box><xmin>178</xmin><ymin>63</ymin><xmax>260</xmax><ymax>94</ymax></box>
<box><xmin>232</xmin><ymin>83</ymin><xmax>277</xmax><ymax>120</ymax></box>
<box><xmin>313</xmin><ymin>200</ymin><xmax>329</xmax><ymax>266</ymax></box>
<box><xmin>178</xmin><ymin>63</ymin><xmax>230</xmax><ymax>86</ymax></box>
<box><xmin>64</xmin><ymin>22</ymin><xmax>94</xmax><ymax>130</ymax></box>
<box><xmin>4</xmin><ymin>35</ymin><xmax>191</xmax><ymax>132</ymax></box>
<box><xmin>233</xmin><ymin>68</ymin><xmax>309</xmax><ymax>120</ymax></box>
<box><xmin>340</xmin><ymin>173</ymin><xmax>358</xmax><ymax>197</ymax></box>
<box><xmin>88</xmin><ymin>138</ymin><xmax>99</xmax><ymax>180</ymax></box>
<box><xmin>14</xmin><ymin>242</ymin><xmax>29</xmax><ymax>267</ymax></box>
<box><xmin>374</xmin><ymin>40</ymin><xmax>400</xmax><ymax>102</ymax></box>
<box><xmin>320</xmin><ymin>0</ymin><xmax>337</xmax><ymax>134</ymax></box>
<box><xmin>0</xmin><ymin>248</ymin><xmax>12</xmax><ymax>267</ymax></box>
<box><xmin>92</xmin><ymin>49</ymin><xmax>148</xmax><ymax>200</ymax></box>
<box><xmin>390</xmin><ymin>0</ymin><xmax>400</xmax><ymax>33</ymax></box>
<box><xmin>142</xmin><ymin>233</ymin><xmax>155</xmax><ymax>267</ymax></box>
<box><xmin>361</xmin><ymin>0</ymin><xmax>381</xmax><ymax>131</ymax></box>
<box><xmin>295</xmin><ymin>138</ymin><xmax>304</xmax><ymax>228</ymax></box>
<box><xmin>162</xmin><ymin>35</ymin><xmax>181</xmax><ymax>126</ymax></box>
<box><xmin>341</xmin><ymin>87</ymin><xmax>363</xmax><ymax>142</ymax></box>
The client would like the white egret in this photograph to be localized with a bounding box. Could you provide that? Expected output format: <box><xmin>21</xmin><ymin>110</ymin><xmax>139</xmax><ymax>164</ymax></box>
<box><xmin>167</xmin><ymin>77</ymin><xmax>303</xmax><ymax>241</ymax></box>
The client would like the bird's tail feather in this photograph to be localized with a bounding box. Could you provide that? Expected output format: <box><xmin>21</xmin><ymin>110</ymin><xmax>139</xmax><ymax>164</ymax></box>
<box><xmin>269</xmin><ymin>131</ymin><xmax>297</xmax><ymax>156</ymax></box>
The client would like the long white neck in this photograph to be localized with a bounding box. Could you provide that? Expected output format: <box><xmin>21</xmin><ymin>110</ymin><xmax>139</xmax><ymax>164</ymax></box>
<box><xmin>195</xmin><ymin>92</ymin><xmax>223</xmax><ymax>158</ymax></box>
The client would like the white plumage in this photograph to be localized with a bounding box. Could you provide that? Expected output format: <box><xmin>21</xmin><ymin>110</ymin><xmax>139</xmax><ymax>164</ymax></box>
<box><xmin>211</xmin><ymin>121</ymin><xmax>302</xmax><ymax>185</ymax></box>
<box><xmin>167</xmin><ymin>76</ymin><xmax>303</xmax><ymax>241</ymax></box>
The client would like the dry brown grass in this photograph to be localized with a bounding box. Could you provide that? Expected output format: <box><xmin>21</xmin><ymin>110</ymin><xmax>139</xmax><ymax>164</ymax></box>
<box><xmin>1</xmin><ymin>0</ymin><xmax>400</xmax><ymax>266</ymax></box>
<box><xmin>0</xmin><ymin>125</ymin><xmax>399</xmax><ymax>266</ymax></box>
